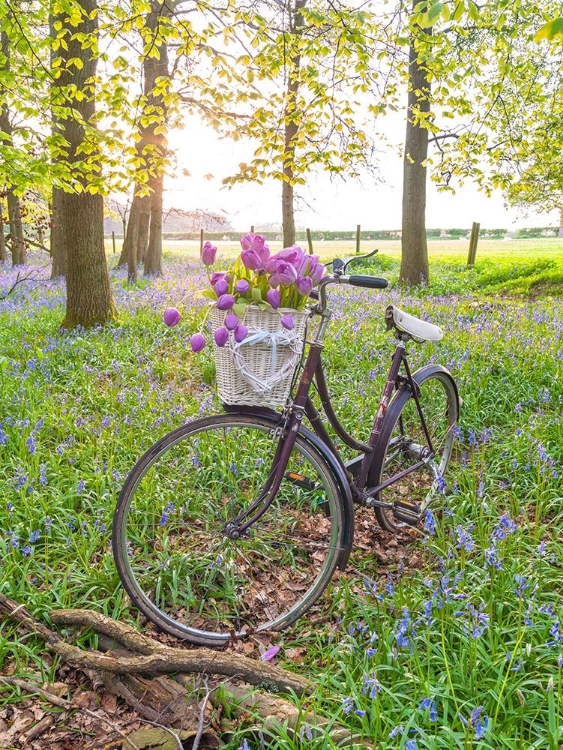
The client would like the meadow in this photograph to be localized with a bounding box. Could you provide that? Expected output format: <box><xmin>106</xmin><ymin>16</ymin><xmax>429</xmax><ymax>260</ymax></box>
<box><xmin>1</xmin><ymin>238</ymin><xmax>563</xmax><ymax>748</ymax></box>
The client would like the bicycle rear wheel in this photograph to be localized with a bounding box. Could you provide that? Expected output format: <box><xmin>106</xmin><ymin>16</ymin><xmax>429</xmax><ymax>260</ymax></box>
<box><xmin>370</xmin><ymin>367</ymin><xmax>458</xmax><ymax>532</ymax></box>
<box><xmin>112</xmin><ymin>413</ymin><xmax>344</xmax><ymax>646</ymax></box>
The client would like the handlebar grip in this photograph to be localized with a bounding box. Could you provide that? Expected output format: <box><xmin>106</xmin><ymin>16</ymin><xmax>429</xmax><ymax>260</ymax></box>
<box><xmin>347</xmin><ymin>275</ymin><xmax>388</xmax><ymax>289</ymax></box>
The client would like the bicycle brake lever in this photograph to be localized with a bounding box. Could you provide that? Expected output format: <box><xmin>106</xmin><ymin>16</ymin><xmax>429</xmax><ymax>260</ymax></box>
<box><xmin>343</xmin><ymin>248</ymin><xmax>379</xmax><ymax>273</ymax></box>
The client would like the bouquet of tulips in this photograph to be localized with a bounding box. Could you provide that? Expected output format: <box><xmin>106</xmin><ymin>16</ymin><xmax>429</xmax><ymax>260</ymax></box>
<box><xmin>164</xmin><ymin>232</ymin><xmax>326</xmax><ymax>353</ymax></box>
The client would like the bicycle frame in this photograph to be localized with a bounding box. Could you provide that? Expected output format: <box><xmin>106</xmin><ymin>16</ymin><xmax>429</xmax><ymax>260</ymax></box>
<box><xmin>227</xmin><ymin>298</ymin><xmax>438</xmax><ymax>536</ymax></box>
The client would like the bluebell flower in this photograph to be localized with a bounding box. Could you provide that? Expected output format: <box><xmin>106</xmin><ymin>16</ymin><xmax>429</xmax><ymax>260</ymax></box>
<box><xmin>456</xmin><ymin>525</ymin><xmax>474</xmax><ymax>553</ymax></box>
<box><xmin>424</xmin><ymin>509</ymin><xmax>436</xmax><ymax>535</ymax></box>
<box><xmin>395</xmin><ymin>608</ymin><xmax>411</xmax><ymax>649</ymax></box>
<box><xmin>514</xmin><ymin>575</ymin><xmax>528</xmax><ymax>599</ymax></box>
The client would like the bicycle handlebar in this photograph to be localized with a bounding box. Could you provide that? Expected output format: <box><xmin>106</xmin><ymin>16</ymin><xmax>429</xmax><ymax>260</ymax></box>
<box><xmin>346</xmin><ymin>275</ymin><xmax>388</xmax><ymax>289</ymax></box>
<box><xmin>309</xmin><ymin>273</ymin><xmax>389</xmax><ymax>306</ymax></box>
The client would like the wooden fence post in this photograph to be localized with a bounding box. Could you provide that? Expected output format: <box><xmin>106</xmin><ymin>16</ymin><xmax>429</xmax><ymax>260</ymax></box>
<box><xmin>356</xmin><ymin>224</ymin><xmax>361</xmax><ymax>254</ymax></box>
<box><xmin>200</xmin><ymin>228</ymin><xmax>204</xmax><ymax>253</ymax></box>
<box><xmin>467</xmin><ymin>222</ymin><xmax>480</xmax><ymax>265</ymax></box>
<box><xmin>111</xmin><ymin>231</ymin><xmax>116</xmax><ymax>254</ymax></box>
<box><xmin>306</xmin><ymin>228</ymin><xmax>313</xmax><ymax>255</ymax></box>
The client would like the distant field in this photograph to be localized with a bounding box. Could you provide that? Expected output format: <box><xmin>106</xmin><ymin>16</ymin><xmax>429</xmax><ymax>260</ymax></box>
<box><xmin>104</xmin><ymin>237</ymin><xmax>563</xmax><ymax>297</ymax></box>
<box><xmin>106</xmin><ymin>236</ymin><xmax>563</xmax><ymax>263</ymax></box>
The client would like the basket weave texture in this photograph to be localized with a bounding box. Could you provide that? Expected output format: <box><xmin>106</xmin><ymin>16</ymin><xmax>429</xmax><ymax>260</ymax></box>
<box><xmin>211</xmin><ymin>305</ymin><xmax>309</xmax><ymax>408</ymax></box>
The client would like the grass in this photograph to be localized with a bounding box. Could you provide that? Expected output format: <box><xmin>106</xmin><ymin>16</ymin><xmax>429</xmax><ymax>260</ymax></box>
<box><xmin>1</xmin><ymin>240</ymin><xmax>563</xmax><ymax>748</ymax></box>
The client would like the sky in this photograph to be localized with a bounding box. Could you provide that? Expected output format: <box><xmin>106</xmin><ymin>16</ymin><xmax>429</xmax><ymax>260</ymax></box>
<box><xmin>164</xmin><ymin>117</ymin><xmax>558</xmax><ymax>233</ymax></box>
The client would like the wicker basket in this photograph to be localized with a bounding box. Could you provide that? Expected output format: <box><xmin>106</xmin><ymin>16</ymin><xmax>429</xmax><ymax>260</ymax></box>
<box><xmin>210</xmin><ymin>305</ymin><xmax>309</xmax><ymax>408</ymax></box>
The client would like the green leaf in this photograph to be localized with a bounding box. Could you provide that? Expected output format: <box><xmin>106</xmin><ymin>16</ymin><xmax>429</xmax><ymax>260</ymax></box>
<box><xmin>251</xmin><ymin>287</ymin><xmax>262</xmax><ymax>302</ymax></box>
<box><xmin>534</xmin><ymin>18</ymin><xmax>563</xmax><ymax>42</ymax></box>
<box><xmin>427</xmin><ymin>3</ymin><xmax>443</xmax><ymax>23</ymax></box>
<box><xmin>195</xmin><ymin>290</ymin><xmax>218</xmax><ymax>300</ymax></box>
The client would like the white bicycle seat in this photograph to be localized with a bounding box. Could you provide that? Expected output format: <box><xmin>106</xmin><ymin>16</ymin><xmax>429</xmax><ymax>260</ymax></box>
<box><xmin>386</xmin><ymin>305</ymin><xmax>443</xmax><ymax>342</ymax></box>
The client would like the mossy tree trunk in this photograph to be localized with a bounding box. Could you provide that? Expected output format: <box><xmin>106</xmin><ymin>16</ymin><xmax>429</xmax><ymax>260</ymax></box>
<box><xmin>0</xmin><ymin>203</ymin><xmax>6</xmax><ymax>263</ymax></box>
<box><xmin>400</xmin><ymin>8</ymin><xmax>431</xmax><ymax>286</ymax></box>
<box><xmin>50</xmin><ymin>187</ymin><xmax>66</xmax><ymax>278</ymax></box>
<box><xmin>143</xmin><ymin>0</ymin><xmax>170</xmax><ymax>278</ymax></box>
<box><xmin>0</xmin><ymin>29</ymin><xmax>26</xmax><ymax>266</ymax></box>
<box><xmin>58</xmin><ymin>0</ymin><xmax>115</xmax><ymax>328</ymax></box>
<box><xmin>281</xmin><ymin>0</ymin><xmax>306</xmax><ymax>249</ymax></box>
<box><xmin>50</xmin><ymin>12</ymin><xmax>66</xmax><ymax>279</ymax></box>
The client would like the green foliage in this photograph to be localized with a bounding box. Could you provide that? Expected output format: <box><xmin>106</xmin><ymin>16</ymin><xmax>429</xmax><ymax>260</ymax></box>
<box><xmin>535</xmin><ymin>17</ymin><xmax>563</xmax><ymax>41</ymax></box>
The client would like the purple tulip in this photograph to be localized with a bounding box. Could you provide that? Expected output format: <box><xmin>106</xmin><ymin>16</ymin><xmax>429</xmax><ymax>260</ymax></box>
<box><xmin>268</xmin><ymin>260</ymin><xmax>298</xmax><ymax>287</ymax></box>
<box><xmin>211</xmin><ymin>271</ymin><xmax>228</xmax><ymax>286</ymax></box>
<box><xmin>240</xmin><ymin>233</ymin><xmax>270</xmax><ymax>267</ymax></box>
<box><xmin>235</xmin><ymin>279</ymin><xmax>250</xmax><ymax>294</ymax></box>
<box><xmin>214</xmin><ymin>327</ymin><xmax>229</xmax><ymax>347</ymax></box>
<box><xmin>261</xmin><ymin>645</ymin><xmax>280</xmax><ymax>661</ymax></box>
<box><xmin>214</xmin><ymin>278</ymin><xmax>229</xmax><ymax>297</ymax></box>
<box><xmin>190</xmin><ymin>333</ymin><xmax>206</xmax><ymax>353</ymax></box>
<box><xmin>266</xmin><ymin>289</ymin><xmax>280</xmax><ymax>309</ymax></box>
<box><xmin>241</xmin><ymin>248</ymin><xmax>264</xmax><ymax>271</ymax></box>
<box><xmin>310</xmin><ymin>259</ymin><xmax>326</xmax><ymax>284</ymax></box>
<box><xmin>280</xmin><ymin>313</ymin><xmax>295</xmax><ymax>330</ymax></box>
<box><xmin>224</xmin><ymin>313</ymin><xmax>238</xmax><ymax>330</ymax></box>
<box><xmin>163</xmin><ymin>307</ymin><xmax>181</xmax><ymax>327</ymax></box>
<box><xmin>273</xmin><ymin>246</ymin><xmax>304</xmax><ymax>267</ymax></box>
<box><xmin>240</xmin><ymin>232</ymin><xmax>256</xmax><ymax>252</ymax></box>
<box><xmin>296</xmin><ymin>254</ymin><xmax>325</xmax><ymax>284</ymax></box>
<box><xmin>201</xmin><ymin>241</ymin><xmax>217</xmax><ymax>266</ymax></box>
<box><xmin>217</xmin><ymin>294</ymin><xmax>235</xmax><ymax>311</ymax></box>
<box><xmin>234</xmin><ymin>324</ymin><xmax>248</xmax><ymax>343</ymax></box>
<box><xmin>296</xmin><ymin>275</ymin><xmax>313</xmax><ymax>296</ymax></box>
<box><xmin>252</xmin><ymin>234</ymin><xmax>266</xmax><ymax>252</ymax></box>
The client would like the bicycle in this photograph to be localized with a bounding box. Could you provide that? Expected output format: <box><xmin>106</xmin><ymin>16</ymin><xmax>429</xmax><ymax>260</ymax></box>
<box><xmin>112</xmin><ymin>251</ymin><xmax>460</xmax><ymax>646</ymax></box>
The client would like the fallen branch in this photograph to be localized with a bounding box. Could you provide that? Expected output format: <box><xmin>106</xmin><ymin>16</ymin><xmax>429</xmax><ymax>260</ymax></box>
<box><xmin>0</xmin><ymin>595</ymin><xmax>312</xmax><ymax>695</ymax></box>
<box><xmin>0</xmin><ymin>596</ymin><xmax>368</xmax><ymax>748</ymax></box>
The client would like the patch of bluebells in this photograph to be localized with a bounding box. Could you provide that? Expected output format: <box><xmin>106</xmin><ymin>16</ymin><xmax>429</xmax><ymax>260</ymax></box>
<box><xmin>419</xmin><ymin>697</ymin><xmax>438</xmax><ymax>722</ymax></box>
<box><xmin>460</xmin><ymin>706</ymin><xmax>489</xmax><ymax>740</ymax></box>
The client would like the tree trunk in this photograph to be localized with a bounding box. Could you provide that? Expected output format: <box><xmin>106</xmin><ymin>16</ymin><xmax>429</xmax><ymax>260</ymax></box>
<box><xmin>559</xmin><ymin>207</ymin><xmax>563</xmax><ymax>238</ymax></box>
<box><xmin>50</xmin><ymin>187</ymin><xmax>66</xmax><ymax>277</ymax></box>
<box><xmin>141</xmin><ymin>1</ymin><xmax>170</xmax><ymax>278</ymax></box>
<box><xmin>0</xmin><ymin>203</ymin><xmax>6</xmax><ymax>263</ymax></box>
<box><xmin>281</xmin><ymin>0</ymin><xmax>306</xmax><ymax>249</ymax></box>
<box><xmin>50</xmin><ymin>13</ymin><xmax>66</xmax><ymax>279</ymax></box>
<box><xmin>58</xmin><ymin>0</ymin><xmax>115</xmax><ymax>328</ymax></box>
<box><xmin>118</xmin><ymin>189</ymin><xmax>151</xmax><ymax>275</ymax></box>
<box><xmin>6</xmin><ymin>191</ymin><xmax>26</xmax><ymax>265</ymax></box>
<box><xmin>400</xmin><ymin>13</ymin><xmax>431</xmax><ymax>286</ymax></box>
<box><xmin>144</xmin><ymin>175</ymin><xmax>163</xmax><ymax>276</ymax></box>
<box><xmin>118</xmin><ymin>190</ymin><xmax>141</xmax><ymax>275</ymax></box>
<box><xmin>0</xmin><ymin>29</ymin><xmax>26</xmax><ymax>266</ymax></box>
<box><xmin>137</xmin><ymin>194</ymin><xmax>150</xmax><ymax>263</ymax></box>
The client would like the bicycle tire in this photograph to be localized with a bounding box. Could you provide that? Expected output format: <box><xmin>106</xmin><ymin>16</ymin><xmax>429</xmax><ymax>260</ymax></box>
<box><xmin>112</xmin><ymin>412</ymin><xmax>345</xmax><ymax>646</ymax></box>
<box><xmin>370</xmin><ymin>366</ymin><xmax>459</xmax><ymax>533</ymax></box>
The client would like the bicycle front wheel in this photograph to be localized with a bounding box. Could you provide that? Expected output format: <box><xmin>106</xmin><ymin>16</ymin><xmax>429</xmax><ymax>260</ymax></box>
<box><xmin>113</xmin><ymin>413</ymin><xmax>344</xmax><ymax>646</ymax></box>
<box><xmin>370</xmin><ymin>367</ymin><xmax>458</xmax><ymax>533</ymax></box>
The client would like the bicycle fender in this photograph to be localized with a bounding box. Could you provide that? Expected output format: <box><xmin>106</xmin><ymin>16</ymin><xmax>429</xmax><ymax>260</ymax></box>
<box><xmin>297</xmin><ymin>423</ymin><xmax>355</xmax><ymax>571</ymax></box>
<box><xmin>223</xmin><ymin>406</ymin><xmax>354</xmax><ymax>570</ymax></box>
<box><xmin>368</xmin><ymin>364</ymin><xmax>460</xmax><ymax>488</ymax></box>
<box><xmin>410</xmin><ymin>364</ymin><xmax>460</xmax><ymax>414</ymax></box>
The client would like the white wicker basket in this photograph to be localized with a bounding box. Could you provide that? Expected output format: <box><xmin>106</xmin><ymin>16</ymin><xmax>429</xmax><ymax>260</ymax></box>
<box><xmin>210</xmin><ymin>305</ymin><xmax>309</xmax><ymax>408</ymax></box>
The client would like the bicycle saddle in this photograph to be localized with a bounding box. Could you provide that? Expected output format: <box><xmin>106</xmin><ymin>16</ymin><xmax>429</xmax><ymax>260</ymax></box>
<box><xmin>385</xmin><ymin>305</ymin><xmax>443</xmax><ymax>342</ymax></box>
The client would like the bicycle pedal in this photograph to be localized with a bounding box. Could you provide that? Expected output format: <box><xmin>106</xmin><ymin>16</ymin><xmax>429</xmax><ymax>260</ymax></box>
<box><xmin>393</xmin><ymin>500</ymin><xmax>421</xmax><ymax>526</ymax></box>
<box><xmin>285</xmin><ymin>471</ymin><xmax>317</xmax><ymax>490</ymax></box>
